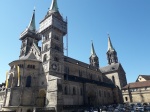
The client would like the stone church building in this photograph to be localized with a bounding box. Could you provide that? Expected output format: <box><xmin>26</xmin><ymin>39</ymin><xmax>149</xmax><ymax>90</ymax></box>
<box><xmin>0</xmin><ymin>0</ymin><xmax>127</xmax><ymax>112</ymax></box>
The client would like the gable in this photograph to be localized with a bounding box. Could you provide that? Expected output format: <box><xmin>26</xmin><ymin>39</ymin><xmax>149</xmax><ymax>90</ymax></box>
<box><xmin>20</xmin><ymin>43</ymin><xmax>41</xmax><ymax>60</ymax></box>
<box><xmin>27</xmin><ymin>52</ymin><xmax>37</xmax><ymax>60</ymax></box>
<box><xmin>136</xmin><ymin>75</ymin><xmax>150</xmax><ymax>82</ymax></box>
<box><xmin>118</xmin><ymin>63</ymin><xmax>126</xmax><ymax>74</ymax></box>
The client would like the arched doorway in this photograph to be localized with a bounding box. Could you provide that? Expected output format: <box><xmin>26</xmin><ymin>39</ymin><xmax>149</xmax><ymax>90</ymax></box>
<box><xmin>37</xmin><ymin>90</ymin><xmax>46</xmax><ymax>107</ymax></box>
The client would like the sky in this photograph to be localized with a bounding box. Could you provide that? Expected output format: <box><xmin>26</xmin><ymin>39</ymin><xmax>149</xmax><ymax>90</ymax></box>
<box><xmin>0</xmin><ymin>0</ymin><xmax>150</xmax><ymax>84</ymax></box>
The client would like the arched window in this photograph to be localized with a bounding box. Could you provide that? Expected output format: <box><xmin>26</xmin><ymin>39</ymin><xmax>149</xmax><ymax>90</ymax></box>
<box><xmin>112</xmin><ymin>76</ymin><xmax>115</xmax><ymax>85</ymax></box>
<box><xmin>43</xmin><ymin>54</ymin><xmax>47</xmax><ymax>62</ymax></box>
<box><xmin>79</xmin><ymin>70</ymin><xmax>82</xmax><ymax>77</ymax></box>
<box><xmin>45</xmin><ymin>34</ymin><xmax>49</xmax><ymax>41</ymax></box>
<box><xmin>90</xmin><ymin>74</ymin><xmax>92</xmax><ymax>80</ymax></box>
<box><xmin>80</xmin><ymin>88</ymin><xmax>83</xmax><ymax>96</ymax></box>
<box><xmin>73</xmin><ymin>87</ymin><xmax>76</xmax><ymax>95</ymax></box>
<box><xmin>64</xmin><ymin>67</ymin><xmax>69</xmax><ymax>74</ymax></box>
<box><xmin>8</xmin><ymin>75</ymin><xmax>13</xmax><ymax>88</ymax></box>
<box><xmin>30</xmin><ymin>42</ymin><xmax>32</xmax><ymax>46</ymax></box>
<box><xmin>44</xmin><ymin>44</ymin><xmax>48</xmax><ymax>51</ymax></box>
<box><xmin>33</xmin><ymin>65</ymin><xmax>35</xmax><ymax>69</ymax></box>
<box><xmin>54</xmin><ymin>35</ymin><xmax>59</xmax><ymax>40</ymax></box>
<box><xmin>99</xmin><ymin>76</ymin><xmax>101</xmax><ymax>82</ymax></box>
<box><xmin>54</xmin><ymin>57</ymin><xmax>59</xmax><ymax>62</ymax></box>
<box><xmin>22</xmin><ymin>42</ymin><xmax>26</xmax><ymax>47</ymax></box>
<box><xmin>64</xmin><ymin>86</ymin><xmax>67</xmax><ymax>95</ymax></box>
<box><xmin>104</xmin><ymin>91</ymin><xmax>106</xmax><ymax>97</ymax></box>
<box><xmin>26</xmin><ymin>76</ymin><xmax>31</xmax><ymax>87</ymax></box>
<box><xmin>21</xmin><ymin>50</ymin><xmax>24</xmax><ymax>55</ymax></box>
<box><xmin>99</xmin><ymin>90</ymin><xmax>101</xmax><ymax>97</ymax></box>
<box><xmin>54</xmin><ymin>45</ymin><xmax>60</xmax><ymax>51</ymax></box>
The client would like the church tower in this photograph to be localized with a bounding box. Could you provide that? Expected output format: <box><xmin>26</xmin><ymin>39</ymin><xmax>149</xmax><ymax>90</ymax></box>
<box><xmin>89</xmin><ymin>41</ymin><xmax>99</xmax><ymax>68</ymax></box>
<box><xmin>39</xmin><ymin>0</ymin><xmax>67</xmax><ymax>111</ymax></box>
<box><xmin>107</xmin><ymin>34</ymin><xmax>118</xmax><ymax>65</ymax></box>
<box><xmin>19</xmin><ymin>10</ymin><xmax>41</xmax><ymax>59</ymax></box>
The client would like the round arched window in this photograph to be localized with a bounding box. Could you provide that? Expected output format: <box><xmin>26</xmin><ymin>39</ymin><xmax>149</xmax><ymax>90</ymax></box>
<box><xmin>43</xmin><ymin>54</ymin><xmax>47</xmax><ymax>62</ymax></box>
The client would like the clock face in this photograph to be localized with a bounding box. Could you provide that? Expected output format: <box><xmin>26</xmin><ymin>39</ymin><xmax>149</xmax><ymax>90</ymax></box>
<box><xmin>52</xmin><ymin>64</ymin><xmax>57</xmax><ymax>70</ymax></box>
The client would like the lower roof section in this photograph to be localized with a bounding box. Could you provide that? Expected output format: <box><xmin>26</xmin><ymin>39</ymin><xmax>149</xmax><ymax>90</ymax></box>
<box><xmin>64</xmin><ymin>73</ymin><xmax>116</xmax><ymax>88</ymax></box>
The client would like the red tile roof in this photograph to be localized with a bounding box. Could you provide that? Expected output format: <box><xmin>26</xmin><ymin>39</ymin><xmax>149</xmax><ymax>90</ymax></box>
<box><xmin>122</xmin><ymin>80</ymin><xmax>150</xmax><ymax>89</ymax></box>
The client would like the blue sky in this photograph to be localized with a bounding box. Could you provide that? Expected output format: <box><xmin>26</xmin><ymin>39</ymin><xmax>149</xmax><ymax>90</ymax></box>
<box><xmin>0</xmin><ymin>0</ymin><xmax>150</xmax><ymax>84</ymax></box>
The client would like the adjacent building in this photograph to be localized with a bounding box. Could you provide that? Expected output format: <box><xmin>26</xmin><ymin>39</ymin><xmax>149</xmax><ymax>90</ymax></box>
<box><xmin>122</xmin><ymin>75</ymin><xmax>150</xmax><ymax>104</ymax></box>
<box><xmin>0</xmin><ymin>0</ymin><xmax>127</xmax><ymax>112</ymax></box>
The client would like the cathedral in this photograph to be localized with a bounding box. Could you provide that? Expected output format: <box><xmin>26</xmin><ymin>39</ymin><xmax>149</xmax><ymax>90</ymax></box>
<box><xmin>0</xmin><ymin>0</ymin><xmax>127</xmax><ymax>112</ymax></box>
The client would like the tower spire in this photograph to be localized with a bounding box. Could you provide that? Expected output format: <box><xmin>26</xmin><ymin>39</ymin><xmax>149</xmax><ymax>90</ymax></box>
<box><xmin>89</xmin><ymin>41</ymin><xmax>99</xmax><ymax>68</ymax></box>
<box><xmin>107</xmin><ymin>35</ymin><xmax>118</xmax><ymax>65</ymax></box>
<box><xmin>91</xmin><ymin>41</ymin><xmax>96</xmax><ymax>57</ymax></box>
<box><xmin>108</xmin><ymin>34</ymin><xmax>115</xmax><ymax>51</ymax></box>
<box><xmin>49</xmin><ymin>0</ymin><xmax>59</xmax><ymax>12</ymax></box>
<box><xmin>28</xmin><ymin>10</ymin><xmax>36</xmax><ymax>32</ymax></box>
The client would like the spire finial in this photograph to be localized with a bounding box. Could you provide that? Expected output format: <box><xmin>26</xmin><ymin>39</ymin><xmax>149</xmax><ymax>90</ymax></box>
<box><xmin>34</xmin><ymin>6</ymin><xmax>36</xmax><ymax>11</ymax></box>
<box><xmin>49</xmin><ymin>0</ymin><xmax>59</xmax><ymax>12</ymax></box>
<box><xmin>28</xmin><ymin>9</ymin><xmax>36</xmax><ymax>32</ymax></box>
<box><xmin>107</xmin><ymin>34</ymin><xmax>115</xmax><ymax>51</ymax></box>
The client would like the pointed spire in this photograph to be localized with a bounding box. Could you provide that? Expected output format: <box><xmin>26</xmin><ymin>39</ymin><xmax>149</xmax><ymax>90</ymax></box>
<box><xmin>28</xmin><ymin>9</ymin><xmax>36</xmax><ymax>32</ymax></box>
<box><xmin>107</xmin><ymin>34</ymin><xmax>118</xmax><ymax>65</ymax></box>
<box><xmin>90</xmin><ymin>41</ymin><xmax>99</xmax><ymax>67</ymax></box>
<box><xmin>49</xmin><ymin>0</ymin><xmax>59</xmax><ymax>12</ymax></box>
<box><xmin>91</xmin><ymin>41</ymin><xmax>97</xmax><ymax>57</ymax></box>
<box><xmin>107</xmin><ymin>34</ymin><xmax>115</xmax><ymax>51</ymax></box>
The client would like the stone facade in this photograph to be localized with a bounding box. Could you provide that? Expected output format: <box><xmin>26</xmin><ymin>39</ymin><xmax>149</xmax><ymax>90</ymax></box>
<box><xmin>0</xmin><ymin>0</ymin><xmax>127</xmax><ymax>112</ymax></box>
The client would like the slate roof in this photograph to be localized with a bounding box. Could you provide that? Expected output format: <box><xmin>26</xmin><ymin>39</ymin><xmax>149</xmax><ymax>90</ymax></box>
<box><xmin>122</xmin><ymin>80</ymin><xmax>150</xmax><ymax>90</ymax></box>
<box><xmin>140</xmin><ymin>75</ymin><xmax>150</xmax><ymax>80</ymax></box>
<box><xmin>20</xmin><ymin>43</ymin><xmax>41</xmax><ymax>61</ymax></box>
<box><xmin>64</xmin><ymin>56</ymin><xmax>100</xmax><ymax>71</ymax></box>
<box><xmin>100</xmin><ymin>63</ymin><xmax>120</xmax><ymax>74</ymax></box>
<box><xmin>64</xmin><ymin>74</ymin><xmax>116</xmax><ymax>88</ymax></box>
<box><xmin>136</xmin><ymin>75</ymin><xmax>150</xmax><ymax>82</ymax></box>
<box><xmin>33</xmin><ymin>43</ymin><xmax>41</xmax><ymax>54</ymax></box>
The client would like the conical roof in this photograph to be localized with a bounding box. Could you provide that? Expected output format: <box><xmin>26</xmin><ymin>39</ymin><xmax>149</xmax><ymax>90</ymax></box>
<box><xmin>108</xmin><ymin>34</ymin><xmax>115</xmax><ymax>51</ymax></box>
<box><xmin>91</xmin><ymin>41</ymin><xmax>97</xmax><ymax>57</ymax></box>
<box><xmin>28</xmin><ymin>10</ymin><xmax>36</xmax><ymax>32</ymax></box>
